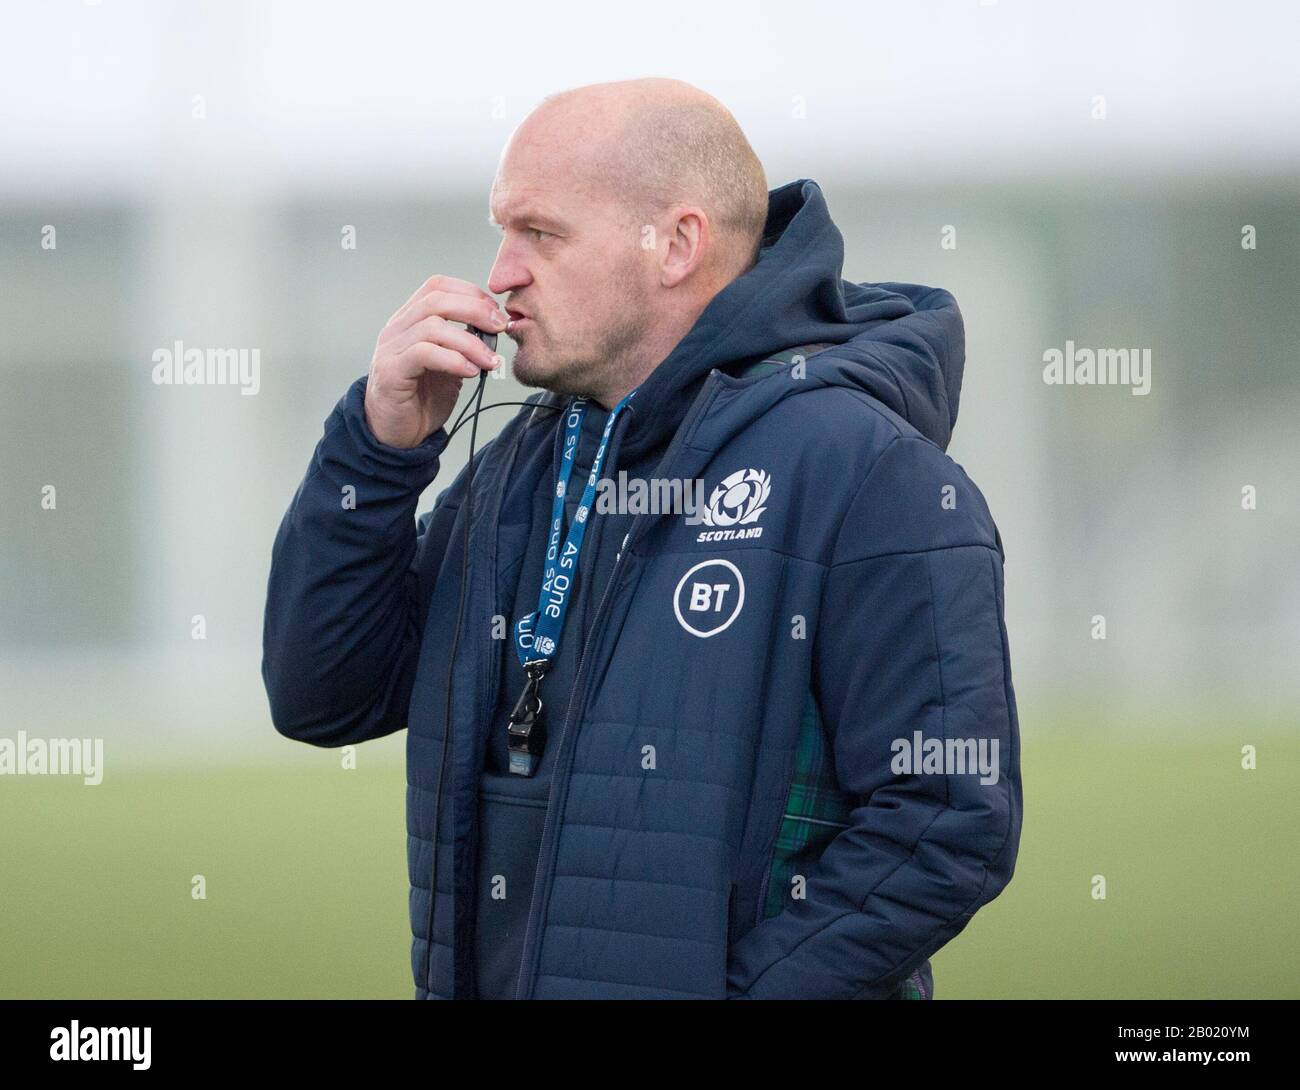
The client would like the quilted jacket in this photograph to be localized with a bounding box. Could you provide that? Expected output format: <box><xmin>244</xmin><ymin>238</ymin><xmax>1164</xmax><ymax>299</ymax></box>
<box><xmin>262</xmin><ymin>178</ymin><xmax>1022</xmax><ymax>999</ymax></box>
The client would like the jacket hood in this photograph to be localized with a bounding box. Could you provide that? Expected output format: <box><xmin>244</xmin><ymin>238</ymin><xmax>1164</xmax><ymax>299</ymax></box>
<box><xmin>618</xmin><ymin>178</ymin><xmax>965</xmax><ymax>460</ymax></box>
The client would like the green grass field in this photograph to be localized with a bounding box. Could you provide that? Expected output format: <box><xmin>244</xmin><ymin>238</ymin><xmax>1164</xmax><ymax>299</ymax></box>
<box><xmin>2</xmin><ymin>728</ymin><xmax>1296</xmax><ymax>998</ymax></box>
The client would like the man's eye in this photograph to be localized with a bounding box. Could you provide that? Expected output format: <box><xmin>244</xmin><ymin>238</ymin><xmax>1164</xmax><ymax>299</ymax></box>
<box><xmin>529</xmin><ymin>228</ymin><xmax>553</xmax><ymax>243</ymax></box>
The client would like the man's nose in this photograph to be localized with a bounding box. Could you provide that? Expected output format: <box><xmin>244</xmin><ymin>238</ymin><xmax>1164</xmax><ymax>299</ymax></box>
<box><xmin>487</xmin><ymin>238</ymin><xmax>531</xmax><ymax>297</ymax></box>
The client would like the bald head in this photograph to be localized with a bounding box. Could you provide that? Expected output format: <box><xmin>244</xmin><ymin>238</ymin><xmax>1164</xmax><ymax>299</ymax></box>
<box><xmin>524</xmin><ymin>78</ymin><xmax>769</xmax><ymax>278</ymax></box>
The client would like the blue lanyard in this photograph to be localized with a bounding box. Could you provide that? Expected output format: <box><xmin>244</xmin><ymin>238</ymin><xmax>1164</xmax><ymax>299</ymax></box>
<box><xmin>512</xmin><ymin>388</ymin><xmax>638</xmax><ymax>676</ymax></box>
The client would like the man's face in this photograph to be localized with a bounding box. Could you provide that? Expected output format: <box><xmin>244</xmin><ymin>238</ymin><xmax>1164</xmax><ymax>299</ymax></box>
<box><xmin>487</xmin><ymin>126</ymin><xmax>653</xmax><ymax>400</ymax></box>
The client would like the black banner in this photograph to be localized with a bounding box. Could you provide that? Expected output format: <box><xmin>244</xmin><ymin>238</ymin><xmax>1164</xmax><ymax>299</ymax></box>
<box><xmin>2</xmin><ymin>999</ymin><xmax>1287</xmax><ymax>1076</ymax></box>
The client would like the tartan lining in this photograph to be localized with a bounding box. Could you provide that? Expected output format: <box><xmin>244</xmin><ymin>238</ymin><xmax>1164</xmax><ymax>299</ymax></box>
<box><xmin>761</xmin><ymin>689</ymin><xmax>929</xmax><ymax>1000</ymax></box>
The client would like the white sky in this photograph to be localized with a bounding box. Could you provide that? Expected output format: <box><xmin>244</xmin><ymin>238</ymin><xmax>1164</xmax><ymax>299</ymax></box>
<box><xmin>2</xmin><ymin>0</ymin><xmax>1298</xmax><ymax>198</ymax></box>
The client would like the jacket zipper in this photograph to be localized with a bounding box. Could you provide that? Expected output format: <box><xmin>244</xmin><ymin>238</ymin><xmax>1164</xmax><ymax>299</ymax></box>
<box><xmin>511</xmin><ymin>370</ymin><xmax>724</xmax><ymax>999</ymax></box>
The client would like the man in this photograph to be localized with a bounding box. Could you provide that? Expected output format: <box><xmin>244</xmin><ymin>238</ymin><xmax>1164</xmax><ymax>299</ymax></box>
<box><xmin>262</xmin><ymin>78</ymin><xmax>1022</xmax><ymax>1000</ymax></box>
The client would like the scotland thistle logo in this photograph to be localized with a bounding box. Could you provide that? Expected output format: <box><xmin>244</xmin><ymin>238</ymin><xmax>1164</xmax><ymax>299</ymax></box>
<box><xmin>700</xmin><ymin>468</ymin><xmax>771</xmax><ymax>531</ymax></box>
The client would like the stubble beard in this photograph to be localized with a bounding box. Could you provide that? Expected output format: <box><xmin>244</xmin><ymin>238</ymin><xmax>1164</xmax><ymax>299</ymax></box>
<box><xmin>511</xmin><ymin>304</ymin><xmax>652</xmax><ymax>404</ymax></box>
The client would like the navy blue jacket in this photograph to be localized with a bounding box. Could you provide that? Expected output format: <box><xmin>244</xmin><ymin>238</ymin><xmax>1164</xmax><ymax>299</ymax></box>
<box><xmin>262</xmin><ymin>178</ymin><xmax>1022</xmax><ymax>999</ymax></box>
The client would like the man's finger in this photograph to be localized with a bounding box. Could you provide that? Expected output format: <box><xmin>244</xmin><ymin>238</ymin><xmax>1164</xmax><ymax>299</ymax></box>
<box><xmin>391</xmin><ymin>315</ymin><xmax>500</xmax><ymax>368</ymax></box>
<box><xmin>385</xmin><ymin>291</ymin><xmax>507</xmax><ymax>343</ymax></box>
<box><xmin>388</xmin><ymin>274</ymin><xmax>493</xmax><ymax>325</ymax></box>
<box><xmin>397</xmin><ymin>341</ymin><xmax>483</xmax><ymax>380</ymax></box>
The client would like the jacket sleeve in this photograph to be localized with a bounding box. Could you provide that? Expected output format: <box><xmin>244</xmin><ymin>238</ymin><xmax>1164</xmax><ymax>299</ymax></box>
<box><xmin>726</xmin><ymin>432</ymin><xmax>1022</xmax><ymax>999</ymax></box>
<box><xmin>261</xmin><ymin>375</ymin><xmax>484</xmax><ymax>747</ymax></box>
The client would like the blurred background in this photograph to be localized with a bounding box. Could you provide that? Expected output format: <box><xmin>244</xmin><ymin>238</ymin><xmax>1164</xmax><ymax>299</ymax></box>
<box><xmin>1</xmin><ymin>0</ymin><xmax>1296</xmax><ymax>998</ymax></box>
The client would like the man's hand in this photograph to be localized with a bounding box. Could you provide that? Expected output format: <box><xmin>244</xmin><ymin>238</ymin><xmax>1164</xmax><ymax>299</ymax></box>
<box><xmin>364</xmin><ymin>274</ymin><xmax>507</xmax><ymax>449</ymax></box>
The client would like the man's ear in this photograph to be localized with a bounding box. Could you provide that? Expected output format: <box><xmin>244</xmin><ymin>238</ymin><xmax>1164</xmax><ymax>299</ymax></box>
<box><xmin>660</xmin><ymin>206</ymin><xmax>710</xmax><ymax>288</ymax></box>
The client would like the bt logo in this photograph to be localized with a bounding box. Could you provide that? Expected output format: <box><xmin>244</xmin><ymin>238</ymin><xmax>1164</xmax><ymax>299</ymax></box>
<box><xmin>672</xmin><ymin>559</ymin><xmax>745</xmax><ymax>638</ymax></box>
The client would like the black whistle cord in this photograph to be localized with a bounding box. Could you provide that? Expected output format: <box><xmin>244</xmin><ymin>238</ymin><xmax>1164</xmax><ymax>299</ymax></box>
<box><xmin>447</xmin><ymin>398</ymin><xmax>562</xmax><ymax>443</ymax></box>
